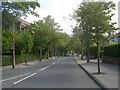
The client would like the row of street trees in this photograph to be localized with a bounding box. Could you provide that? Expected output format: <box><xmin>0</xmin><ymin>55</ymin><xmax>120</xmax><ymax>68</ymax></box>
<box><xmin>2</xmin><ymin>2</ymin><xmax>71</xmax><ymax>68</ymax></box>
<box><xmin>2</xmin><ymin>2</ymin><xmax>40</xmax><ymax>68</ymax></box>
<box><xmin>71</xmin><ymin>0</ymin><xmax>117</xmax><ymax>74</ymax></box>
<box><xmin>20</xmin><ymin>15</ymin><xmax>71</xmax><ymax>61</ymax></box>
<box><xmin>3</xmin><ymin>15</ymin><xmax>71</xmax><ymax>67</ymax></box>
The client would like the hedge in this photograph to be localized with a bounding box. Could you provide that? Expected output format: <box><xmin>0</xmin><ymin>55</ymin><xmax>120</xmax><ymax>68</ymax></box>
<box><xmin>90</xmin><ymin>46</ymin><xmax>103</xmax><ymax>59</ymax></box>
<box><xmin>2</xmin><ymin>55</ymin><xmax>39</xmax><ymax>66</ymax></box>
<box><xmin>104</xmin><ymin>44</ymin><xmax>120</xmax><ymax>58</ymax></box>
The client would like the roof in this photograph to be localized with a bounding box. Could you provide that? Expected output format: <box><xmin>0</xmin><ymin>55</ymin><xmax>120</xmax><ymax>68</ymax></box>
<box><xmin>18</xmin><ymin>18</ymin><xmax>29</xmax><ymax>28</ymax></box>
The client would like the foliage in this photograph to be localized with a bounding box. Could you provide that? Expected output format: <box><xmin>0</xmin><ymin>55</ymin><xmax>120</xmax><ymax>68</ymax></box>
<box><xmin>15</xmin><ymin>30</ymin><xmax>33</xmax><ymax>55</ymax></box>
<box><xmin>73</xmin><ymin>1</ymin><xmax>116</xmax><ymax>56</ymax></box>
<box><xmin>90</xmin><ymin>45</ymin><xmax>103</xmax><ymax>59</ymax></box>
<box><xmin>2</xmin><ymin>55</ymin><xmax>38</xmax><ymax>66</ymax></box>
<box><xmin>72</xmin><ymin>1</ymin><xmax>116</xmax><ymax>73</ymax></box>
<box><xmin>69</xmin><ymin>32</ymin><xmax>81</xmax><ymax>54</ymax></box>
<box><xmin>104</xmin><ymin>44</ymin><xmax>120</xmax><ymax>58</ymax></box>
<box><xmin>2</xmin><ymin>30</ymin><xmax>12</xmax><ymax>55</ymax></box>
<box><xmin>2</xmin><ymin>2</ymin><xmax>40</xmax><ymax>17</ymax></box>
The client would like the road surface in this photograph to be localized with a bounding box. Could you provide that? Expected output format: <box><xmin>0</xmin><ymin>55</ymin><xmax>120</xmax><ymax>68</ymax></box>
<box><xmin>2</xmin><ymin>56</ymin><xmax>100</xmax><ymax>88</ymax></box>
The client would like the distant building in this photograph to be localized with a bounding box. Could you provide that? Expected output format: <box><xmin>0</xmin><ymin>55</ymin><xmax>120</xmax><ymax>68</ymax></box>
<box><xmin>2</xmin><ymin>9</ymin><xmax>29</xmax><ymax>31</ymax></box>
<box><xmin>17</xmin><ymin>18</ymin><xmax>29</xmax><ymax>31</ymax></box>
<box><xmin>109</xmin><ymin>32</ymin><xmax>120</xmax><ymax>43</ymax></box>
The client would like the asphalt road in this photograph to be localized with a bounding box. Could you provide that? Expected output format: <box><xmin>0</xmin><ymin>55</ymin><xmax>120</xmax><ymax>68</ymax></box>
<box><xmin>2</xmin><ymin>56</ymin><xmax>100</xmax><ymax>88</ymax></box>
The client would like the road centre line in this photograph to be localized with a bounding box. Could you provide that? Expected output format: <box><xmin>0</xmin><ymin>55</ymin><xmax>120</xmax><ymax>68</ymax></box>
<box><xmin>14</xmin><ymin>65</ymin><xmax>50</xmax><ymax>85</ymax></box>
<box><xmin>0</xmin><ymin>73</ymin><xmax>31</xmax><ymax>83</ymax></box>
<box><xmin>14</xmin><ymin>73</ymin><xmax>37</xmax><ymax>85</ymax></box>
<box><xmin>51</xmin><ymin>62</ymin><xmax>56</xmax><ymax>65</ymax></box>
<box><xmin>39</xmin><ymin>65</ymin><xmax>50</xmax><ymax>71</ymax></box>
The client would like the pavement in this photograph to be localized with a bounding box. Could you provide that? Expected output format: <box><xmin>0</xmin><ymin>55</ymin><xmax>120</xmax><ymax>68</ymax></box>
<box><xmin>1</xmin><ymin>58</ymin><xmax>54</xmax><ymax>71</ymax></box>
<box><xmin>75</xmin><ymin>56</ymin><xmax>119</xmax><ymax>89</ymax></box>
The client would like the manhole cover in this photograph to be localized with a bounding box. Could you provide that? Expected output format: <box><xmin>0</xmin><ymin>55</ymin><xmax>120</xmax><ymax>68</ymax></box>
<box><xmin>91</xmin><ymin>72</ymin><xmax>105</xmax><ymax>75</ymax></box>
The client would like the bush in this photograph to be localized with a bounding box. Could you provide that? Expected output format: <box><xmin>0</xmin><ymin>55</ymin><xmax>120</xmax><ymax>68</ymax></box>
<box><xmin>104</xmin><ymin>44</ymin><xmax>120</xmax><ymax>58</ymax></box>
<box><xmin>2</xmin><ymin>30</ymin><xmax>12</xmax><ymax>55</ymax></box>
<box><xmin>2</xmin><ymin>55</ymin><xmax>38</xmax><ymax>66</ymax></box>
<box><xmin>90</xmin><ymin>45</ymin><xmax>103</xmax><ymax>59</ymax></box>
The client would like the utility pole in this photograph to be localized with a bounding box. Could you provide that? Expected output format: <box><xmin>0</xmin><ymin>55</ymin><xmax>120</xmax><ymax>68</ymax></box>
<box><xmin>12</xmin><ymin>23</ymin><xmax>15</xmax><ymax>68</ymax></box>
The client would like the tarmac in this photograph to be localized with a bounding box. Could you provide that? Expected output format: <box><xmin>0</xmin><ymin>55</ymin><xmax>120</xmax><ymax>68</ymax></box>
<box><xmin>75</xmin><ymin>56</ymin><xmax>119</xmax><ymax>89</ymax></box>
<box><xmin>1</xmin><ymin>56</ymin><xmax>119</xmax><ymax>89</ymax></box>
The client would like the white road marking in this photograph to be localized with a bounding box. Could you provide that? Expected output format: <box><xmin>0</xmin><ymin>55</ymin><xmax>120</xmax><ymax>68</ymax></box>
<box><xmin>14</xmin><ymin>73</ymin><xmax>37</xmax><ymax>85</ymax></box>
<box><xmin>0</xmin><ymin>73</ymin><xmax>31</xmax><ymax>83</ymax></box>
<box><xmin>39</xmin><ymin>65</ymin><xmax>50</xmax><ymax>71</ymax></box>
<box><xmin>51</xmin><ymin>62</ymin><xmax>56</xmax><ymax>65</ymax></box>
<box><xmin>3</xmin><ymin>64</ymin><xmax>51</xmax><ymax>84</ymax></box>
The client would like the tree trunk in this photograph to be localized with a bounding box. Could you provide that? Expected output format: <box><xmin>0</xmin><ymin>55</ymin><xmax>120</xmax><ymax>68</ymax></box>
<box><xmin>86</xmin><ymin>42</ymin><xmax>90</xmax><ymax>63</ymax></box>
<box><xmin>12</xmin><ymin>47</ymin><xmax>15</xmax><ymax>68</ymax></box>
<box><xmin>86</xmin><ymin>49</ymin><xmax>90</xmax><ymax>63</ymax></box>
<box><xmin>97</xmin><ymin>43</ymin><xmax>101</xmax><ymax>74</ymax></box>
<box><xmin>81</xmin><ymin>40</ymin><xmax>84</xmax><ymax>60</ymax></box>
<box><xmin>39</xmin><ymin>46</ymin><xmax>42</xmax><ymax>61</ymax></box>
<box><xmin>81</xmin><ymin>48</ymin><xmax>84</xmax><ymax>59</ymax></box>
<box><xmin>47</xmin><ymin>48</ymin><xmax>49</xmax><ymax>59</ymax></box>
<box><xmin>25</xmin><ymin>54</ymin><xmax>28</xmax><ymax>65</ymax></box>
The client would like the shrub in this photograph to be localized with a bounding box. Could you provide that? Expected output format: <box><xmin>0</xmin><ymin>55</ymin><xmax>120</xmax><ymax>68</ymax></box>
<box><xmin>2</xmin><ymin>55</ymin><xmax>38</xmax><ymax>66</ymax></box>
<box><xmin>90</xmin><ymin>45</ymin><xmax>103</xmax><ymax>59</ymax></box>
<box><xmin>2</xmin><ymin>30</ymin><xmax>12</xmax><ymax>55</ymax></box>
<box><xmin>104</xmin><ymin>44</ymin><xmax>120</xmax><ymax>58</ymax></box>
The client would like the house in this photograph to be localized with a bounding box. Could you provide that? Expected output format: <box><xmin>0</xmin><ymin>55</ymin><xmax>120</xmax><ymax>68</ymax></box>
<box><xmin>17</xmin><ymin>18</ymin><xmax>29</xmax><ymax>31</ymax></box>
<box><xmin>2</xmin><ymin>9</ymin><xmax>29</xmax><ymax>31</ymax></box>
<box><xmin>109</xmin><ymin>32</ymin><xmax>120</xmax><ymax>43</ymax></box>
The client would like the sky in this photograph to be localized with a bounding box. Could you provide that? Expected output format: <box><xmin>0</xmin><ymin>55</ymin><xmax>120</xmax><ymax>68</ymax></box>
<box><xmin>22</xmin><ymin>0</ymin><xmax>120</xmax><ymax>35</ymax></box>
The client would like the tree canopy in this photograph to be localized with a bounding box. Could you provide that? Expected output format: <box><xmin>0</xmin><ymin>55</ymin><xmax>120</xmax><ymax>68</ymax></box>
<box><xmin>72</xmin><ymin>0</ymin><xmax>116</xmax><ymax>73</ymax></box>
<box><xmin>2</xmin><ymin>2</ymin><xmax>40</xmax><ymax>17</ymax></box>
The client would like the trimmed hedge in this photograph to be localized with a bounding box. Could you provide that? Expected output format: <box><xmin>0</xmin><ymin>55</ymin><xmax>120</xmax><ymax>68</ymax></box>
<box><xmin>104</xmin><ymin>44</ymin><xmax>120</xmax><ymax>58</ymax></box>
<box><xmin>90</xmin><ymin>46</ymin><xmax>103</xmax><ymax>59</ymax></box>
<box><xmin>2</xmin><ymin>55</ymin><xmax>39</xmax><ymax>66</ymax></box>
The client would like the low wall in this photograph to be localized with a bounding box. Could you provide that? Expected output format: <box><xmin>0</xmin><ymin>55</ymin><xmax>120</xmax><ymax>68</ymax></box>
<box><xmin>102</xmin><ymin>56</ymin><xmax>119</xmax><ymax>64</ymax></box>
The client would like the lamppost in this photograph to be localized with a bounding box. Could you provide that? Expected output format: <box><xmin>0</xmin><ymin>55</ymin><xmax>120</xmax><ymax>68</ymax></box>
<box><xmin>11</xmin><ymin>23</ymin><xmax>15</xmax><ymax>68</ymax></box>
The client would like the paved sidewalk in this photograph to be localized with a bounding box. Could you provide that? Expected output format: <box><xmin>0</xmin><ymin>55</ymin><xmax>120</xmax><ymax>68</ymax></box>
<box><xmin>75</xmin><ymin>56</ymin><xmax>119</xmax><ymax>89</ymax></box>
<box><xmin>1</xmin><ymin>57</ymin><xmax>58</xmax><ymax>71</ymax></box>
<box><xmin>1</xmin><ymin>60</ymin><xmax>40</xmax><ymax>71</ymax></box>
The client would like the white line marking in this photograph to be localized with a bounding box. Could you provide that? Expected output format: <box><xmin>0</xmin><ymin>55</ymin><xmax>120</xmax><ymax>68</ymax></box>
<box><xmin>14</xmin><ymin>73</ymin><xmax>37</xmax><ymax>85</ymax></box>
<box><xmin>39</xmin><ymin>65</ymin><xmax>50</xmax><ymax>71</ymax></box>
<box><xmin>0</xmin><ymin>73</ymin><xmax>31</xmax><ymax>83</ymax></box>
<box><xmin>51</xmin><ymin>62</ymin><xmax>56</xmax><ymax>65</ymax></box>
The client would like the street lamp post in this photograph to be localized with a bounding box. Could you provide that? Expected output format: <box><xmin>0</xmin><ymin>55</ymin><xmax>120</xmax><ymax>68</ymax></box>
<box><xmin>12</xmin><ymin>23</ymin><xmax>15</xmax><ymax>68</ymax></box>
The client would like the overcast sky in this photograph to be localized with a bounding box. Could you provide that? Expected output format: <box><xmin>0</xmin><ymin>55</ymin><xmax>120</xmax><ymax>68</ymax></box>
<box><xmin>22</xmin><ymin>0</ymin><xmax>119</xmax><ymax>35</ymax></box>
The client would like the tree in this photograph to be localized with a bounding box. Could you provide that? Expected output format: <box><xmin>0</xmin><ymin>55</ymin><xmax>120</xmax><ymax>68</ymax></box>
<box><xmin>2</xmin><ymin>2</ymin><xmax>40</xmax><ymax>17</ymax></box>
<box><xmin>56</xmin><ymin>32</ymin><xmax>71</xmax><ymax>56</ymax></box>
<box><xmin>15</xmin><ymin>29</ymin><xmax>33</xmax><ymax>65</ymax></box>
<box><xmin>73</xmin><ymin>1</ymin><xmax>116</xmax><ymax>74</ymax></box>
<box><xmin>2</xmin><ymin>1</ymin><xmax>40</xmax><ymax>68</ymax></box>
<box><xmin>2</xmin><ymin>30</ymin><xmax>12</xmax><ymax>55</ymax></box>
<box><xmin>27</xmin><ymin>15</ymin><xmax>71</xmax><ymax>59</ymax></box>
<box><xmin>27</xmin><ymin>15</ymin><xmax>61</xmax><ymax>60</ymax></box>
